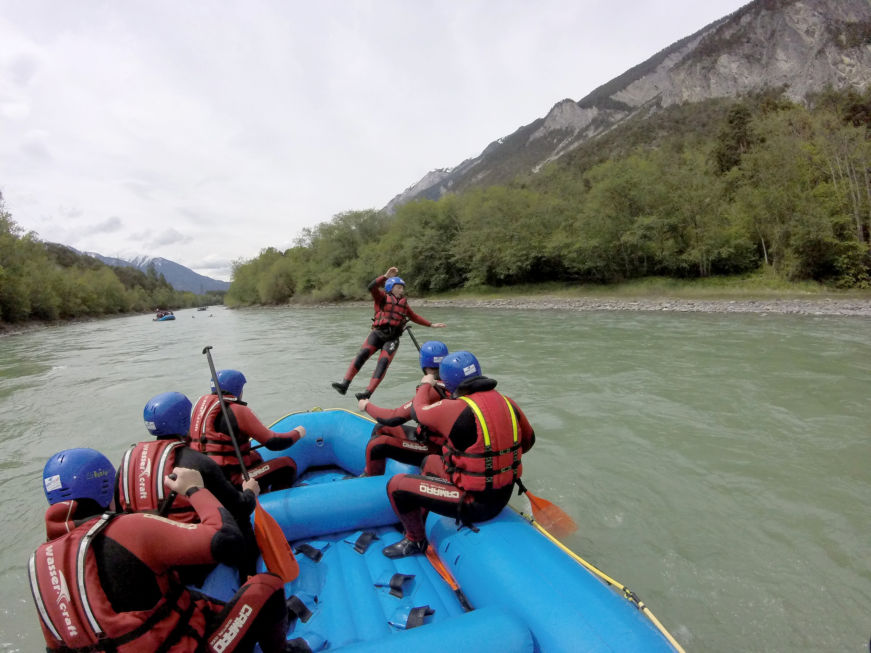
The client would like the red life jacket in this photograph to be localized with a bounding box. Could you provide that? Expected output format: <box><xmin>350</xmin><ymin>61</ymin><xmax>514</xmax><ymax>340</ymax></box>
<box><xmin>28</xmin><ymin>512</ymin><xmax>202</xmax><ymax>652</ymax></box>
<box><xmin>442</xmin><ymin>391</ymin><xmax>523</xmax><ymax>492</ymax></box>
<box><xmin>117</xmin><ymin>440</ymin><xmax>196</xmax><ymax>523</ymax></box>
<box><xmin>372</xmin><ymin>294</ymin><xmax>409</xmax><ymax>331</ymax></box>
<box><xmin>189</xmin><ymin>394</ymin><xmax>260</xmax><ymax>470</ymax></box>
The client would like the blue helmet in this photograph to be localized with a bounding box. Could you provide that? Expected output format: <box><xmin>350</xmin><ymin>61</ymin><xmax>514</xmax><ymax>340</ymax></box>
<box><xmin>439</xmin><ymin>351</ymin><xmax>482</xmax><ymax>393</ymax></box>
<box><xmin>419</xmin><ymin>340</ymin><xmax>449</xmax><ymax>371</ymax></box>
<box><xmin>210</xmin><ymin>369</ymin><xmax>246</xmax><ymax>398</ymax></box>
<box><xmin>144</xmin><ymin>391</ymin><xmax>192</xmax><ymax>436</ymax></box>
<box><xmin>43</xmin><ymin>448</ymin><xmax>115</xmax><ymax>508</ymax></box>
<box><xmin>385</xmin><ymin>276</ymin><xmax>405</xmax><ymax>293</ymax></box>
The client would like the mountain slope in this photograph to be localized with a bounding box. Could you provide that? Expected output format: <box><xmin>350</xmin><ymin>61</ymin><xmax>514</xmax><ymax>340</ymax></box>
<box><xmin>88</xmin><ymin>253</ymin><xmax>230</xmax><ymax>293</ymax></box>
<box><xmin>386</xmin><ymin>0</ymin><xmax>871</xmax><ymax>211</ymax></box>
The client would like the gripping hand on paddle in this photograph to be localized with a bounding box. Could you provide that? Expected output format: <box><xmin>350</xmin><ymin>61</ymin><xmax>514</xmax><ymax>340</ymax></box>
<box><xmin>165</xmin><ymin>467</ymin><xmax>204</xmax><ymax>496</ymax></box>
<box><xmin>242</xmin><ymin>478</ymin><xmax>261</xmax><ymax>497</ymax></box>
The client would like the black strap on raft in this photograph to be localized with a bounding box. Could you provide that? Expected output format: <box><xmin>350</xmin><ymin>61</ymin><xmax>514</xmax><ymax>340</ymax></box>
<box><xmin>353</xmin><ymin>531</ymin><xmax>378</xmax><ymax>554</ymax></box>
<box><xmin>286</xmin><ymin>595</ymin><xmax>313</xmax><ymax>623</ymax></box>
<box><xmin>388</xmin><ymin>573</ymin><xmax>415</xmax><ymax>599</ymax></box>
<box><xmin>294</xmin><ymin>544</ymin><xmax>323</xmax><ymax>562</ymax></box>
<box><xmin>405</xmin><ymin>606</ymin><xmax>435</xmax><ymax>629</ymax></box>
<box><xmin>515</xmin><ymin>477</ymin><xmax>528</xmax><ymax>496</ymax></box>
<box><xmin>285</xmin><ymin>637</ymin><xmax>313</xmax><ymax>653</ymax></box>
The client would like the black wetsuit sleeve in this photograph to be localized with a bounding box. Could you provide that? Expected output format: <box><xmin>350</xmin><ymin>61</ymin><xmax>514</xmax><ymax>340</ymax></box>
<box><xmin>177</xmin><ymin>448</ymin><xmax>256</xmax><ymax>518</ymax></box>
<box><xmin>447</xmin><ymin>408</ymin><xmax>478</xmax><ymax>451</ymax></box>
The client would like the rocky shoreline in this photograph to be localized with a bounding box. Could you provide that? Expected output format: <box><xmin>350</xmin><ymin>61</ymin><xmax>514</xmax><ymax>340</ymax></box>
<box><xmin>410</xmin><ymin>296</ymin><xmax>871</xmax><ymax>317</ymax></box>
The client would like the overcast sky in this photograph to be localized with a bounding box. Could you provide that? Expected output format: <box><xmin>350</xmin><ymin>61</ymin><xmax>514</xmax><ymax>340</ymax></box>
<box><xmin>1</xmin><ymin>0</ymin><xmax>749</xmax><ymax>281</ymax></box>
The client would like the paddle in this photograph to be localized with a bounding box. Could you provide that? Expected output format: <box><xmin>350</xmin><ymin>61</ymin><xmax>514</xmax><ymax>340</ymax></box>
<box><xmin>203</xmin><ymin>345</ymin><xmax>300</xmax><ymax>583</ymax></box>
<box><xmin>404</xmin><ymin>325</ymin><xmax>421</xmax><ymax>351</ymax></box>
<box><xmin>523</xmin><ymin>490</ymin><xmax>577</xmax><ymax>538</ymax></box>
<box><xmin>425</xmin><ymin>544</ymin><xmax>473</xmax><ymax>612</ymax></box>
<box><xmin>405</xmin><ymin>335</ymin><xmax>577</xmax><ymax>537</ymax></box>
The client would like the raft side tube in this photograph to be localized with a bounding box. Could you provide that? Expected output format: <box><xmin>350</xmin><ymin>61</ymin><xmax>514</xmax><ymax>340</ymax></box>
<box><xmin>266</xmin><ymin>409</ymin><xmax>376</xmax><ymax>476</ymax></box>
<box><xmin>427</xmin><ymin>511</ymin><xmax>677</xmax><ymax>652</ymax></box>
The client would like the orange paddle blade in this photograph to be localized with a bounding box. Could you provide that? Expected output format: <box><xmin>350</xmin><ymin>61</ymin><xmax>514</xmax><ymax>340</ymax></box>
<box><xmin>527</xmin><ymin>491</ymin><xmax>578</xmax><ymax>538</ymax></box>
<box><xmin>254</xmin><ymin>501</ymin><xmax>299</xmax><ymax>583</ymax></box>
<box><xmin>425</xmin><ymin>544</ymin><xmax>473</xmax><ymax>612</ymax></box>
<box><xmin>425</xmin><ymin>545</ymin><xmax>458</xmax><ymax>591</ymax></box>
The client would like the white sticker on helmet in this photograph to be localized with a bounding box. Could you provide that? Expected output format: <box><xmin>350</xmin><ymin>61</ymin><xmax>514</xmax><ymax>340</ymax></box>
<box><xmin>145</xmin><ymin>421</ymin><xmax>156</xmax><ymax>431</ymax></box>
<box><xmin>44</xmin><ymin>474</ymin><xmax>62</xmax><ymax>492</ymax></box>
<box><xmin>462</xmin><ymin>364</ymin><xmax>477</xmax><ymax>376</ymax></box>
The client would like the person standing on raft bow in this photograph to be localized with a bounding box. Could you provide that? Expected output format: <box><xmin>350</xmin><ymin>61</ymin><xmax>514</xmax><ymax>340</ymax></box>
<box><xmin>189</xmin><ymin>369</ymin><xmax>305</xmax><ymax>491</ymax></box>
<box><xmin>357</xmin><ymin>340</ymin><xmax>450</xmax><ymax>476</ymax></box>
<box><xmin>332</xmin><ymin>266</ymin><xmax>446</xmax><ymax>401</ymax></box>
<box><xmin>29</xmin><ymin>448</ymin><xmax>292</xmax><ymax>652</ymax></box>
<box><xmin>383</xmin><ymin>350</ymin><xmax>535</xmax><ymax>558</ymax></box>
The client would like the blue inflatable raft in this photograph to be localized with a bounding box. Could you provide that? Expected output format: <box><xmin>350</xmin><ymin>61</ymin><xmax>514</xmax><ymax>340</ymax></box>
<box><xmin>206</xmin><ymin>408</ymin><xmax>683</xmax><ymax>652</ymax></box>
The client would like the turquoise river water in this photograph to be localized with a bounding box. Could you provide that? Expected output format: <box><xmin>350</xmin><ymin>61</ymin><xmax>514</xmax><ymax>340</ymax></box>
<box><xmin>0</xmin><ymin>305</ymin><xmax>868</xmax><ymax>651</ymax></box>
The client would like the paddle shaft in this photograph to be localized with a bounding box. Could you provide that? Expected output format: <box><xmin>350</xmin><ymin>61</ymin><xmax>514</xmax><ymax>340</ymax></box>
<box><xmin>405</xmin><ymin>325</ymin><xmax>421</xmax><ymax>351</ymax></box>
<box><xmin>202</xmin><ymin>345</ymin><xmax>250</xmax><ymax>482</ymax></box>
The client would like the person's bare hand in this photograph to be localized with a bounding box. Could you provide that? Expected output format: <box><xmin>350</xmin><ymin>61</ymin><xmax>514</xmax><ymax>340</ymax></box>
<box><xmin>420</xmin><ymin>373</ymin><xmax>436</xmax><ymax>386</ymax></box>
<box><xmin>242</xmin><ymin>478</ymin><xmax>261</xmax><ymax>497</ymax></box>
<box><xmin>165</xmin><ymin>467</ymin><xmax>204</xmax><ymax>495</ymax></box>
<box><xmin>386</xmin><ymin>266</ymin><xmax>399</xmax><ymax>277</ymax></box>
<box><xmin>431</xmin><ymin>323</ymin><xmax>446</xmax><ymax>328</ymax></box>
<box><xmin>358</xmin><ymin>398</ymin><xmax>370</xmax><ymax>411</ymax></box>
<box><xmin>294</xmin><ymin>426</ymin><xmax>306</xmax><ymax>438</ymax></box>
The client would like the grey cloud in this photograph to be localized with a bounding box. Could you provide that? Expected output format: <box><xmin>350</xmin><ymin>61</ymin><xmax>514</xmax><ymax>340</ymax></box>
<box><xmin>19</xmin><ymin>131</ymin><xmax>51</xmax><ymax>161</ymax></box>
<box><xmin>8</xmin><ymin>52</ymin><xmax>41</xmax><ymax>87</ymax></box>
<box><xmin>140</xmin><ymin>228</ymin><xmax>193</xmax><ymax>249</ymax></box>
<box><xmin>80</xmin><ymin>216</ymin><xmax>123</xmax><ymax>236</ymax></box>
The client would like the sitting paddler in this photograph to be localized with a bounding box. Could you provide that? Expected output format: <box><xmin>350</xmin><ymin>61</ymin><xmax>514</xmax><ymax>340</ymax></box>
<box><xmin>115</xmin><ymin>391</ymin><xmax>261</xmax><ymax>578</ymax></box>
<box><xmin>30</xmin><ymin>448</ymin><xmax>292</xmax><ymax>652</ymax></box>
<box><xmin>383</xmin><ymin>351</ymin><xmax>536</xmax><ymax>558</ymax></box>
<box><xmin>357</xmin><ymin>340</ymin><xmax>450</xmax><ymax>476</ymax></box>
<box><xmin>189</xmin><ymin>369</ymin><xmax>305</xmax><ymax>491</ymax></box>
<box><xmin>332</xmin><ymin>266</ymin><xmax>446</xmax><ymax>401</ymax></box>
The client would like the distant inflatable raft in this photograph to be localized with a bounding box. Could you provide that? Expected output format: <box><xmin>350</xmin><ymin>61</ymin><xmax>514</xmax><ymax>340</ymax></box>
<box><xmin>201</xmin><ymin>408</ymin><xmax>683</xmax><ymax>652</ymax></box>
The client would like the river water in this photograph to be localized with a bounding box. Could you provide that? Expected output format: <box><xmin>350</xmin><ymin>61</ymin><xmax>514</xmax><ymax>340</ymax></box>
<box><xmin>0</xmin><ymin>305</ymin><xmax>868</xmax><ymax>652</ymax></box>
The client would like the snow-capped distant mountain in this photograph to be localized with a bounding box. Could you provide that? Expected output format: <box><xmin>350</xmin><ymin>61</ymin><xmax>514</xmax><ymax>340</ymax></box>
<box><xmin>87</xmin><ymin>252</ymin><xmax>230</xmax><ymax>293</ymax></box>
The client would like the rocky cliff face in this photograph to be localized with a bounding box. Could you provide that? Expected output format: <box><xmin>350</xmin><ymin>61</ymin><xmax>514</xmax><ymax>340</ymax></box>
<box><xmin>386</xmin><ymin>0</ymin><xmax>871</xmax><ymax>212</ymax></box>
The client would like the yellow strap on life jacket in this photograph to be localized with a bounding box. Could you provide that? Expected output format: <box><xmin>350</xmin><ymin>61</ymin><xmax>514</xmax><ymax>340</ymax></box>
<box><xmin>459</xmin><ymin>395</ymin><xmax>518</xmax><ymax>447</ymax></box>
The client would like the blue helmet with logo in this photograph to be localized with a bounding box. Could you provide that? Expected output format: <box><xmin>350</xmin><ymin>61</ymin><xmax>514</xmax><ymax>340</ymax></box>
<box><xmin>210</xmin><ymin>369</ymin><xmax>246</xmax><ymax>398</ymax></box>
<box><xmin>385</xmin><ymin>276</ymin><xmax>405</xmax><ymax>293</ymax></box>
<box><xmin>419</xmin><ymin>340</ymin><xmax>449</xmax><ymax>371</ymax></box>
<box><xmin>439</xmin><ymin>351</ymin><xmax>482</xmax><ymax>393</ymax></box>
<box><xmin>144</xmin><ymin>391</ymin><xmax>192</xmax><ymax>436</ymax></box>
<box><xmin>43</xmin><ymin>448</ymin><xmax>115</xmax><ymax>508</ymax></box>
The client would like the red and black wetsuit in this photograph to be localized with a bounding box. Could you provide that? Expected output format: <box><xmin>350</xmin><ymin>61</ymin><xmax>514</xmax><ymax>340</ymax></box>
<box><xmin>386</xmin><ymin>376</ymin><xmax>535</xmax><ymax>542</ymax></box>
<box><xmin>189</xmin><ymin>393</ymin><xmax>302</xmax><ymax>489</ymax></box>
<box><xmin>362</xmin><ymin>381</ymin><xmax>447</xmax><ymax>475</ymax></box>
<box><xmin>115</xmin><ymin>437</ymin><xmax>260</xmax><ymax>578</ymax></box>
<box><xmin>340</xmin><ymin>275</ymin><xmax>434</xmax><ymax>395</ymax></box>
<box><xmin>29</xmin><ymin>490</ymin><xmax>288</xmax><ymax>652</ymax></box>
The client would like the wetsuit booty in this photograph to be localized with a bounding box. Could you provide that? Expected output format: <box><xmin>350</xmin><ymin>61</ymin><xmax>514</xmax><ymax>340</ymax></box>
<box><xmin>332</xmin><ymin>380</ymin><xmax>350</xmax><ymax>395</ymax></box>
<box><xmin>355</xmin><ymin>390</ymin><xmax>372</xmax><ymax>401</ymax></box>
<box><xmin>382</xmin><ymin>537</ymin><xmax>427</xmax><ymax>559</ymax></box>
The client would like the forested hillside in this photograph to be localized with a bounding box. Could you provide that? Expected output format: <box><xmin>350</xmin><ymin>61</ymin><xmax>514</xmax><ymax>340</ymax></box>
<box><xmin>0</xmin><ymin>198</ymin><xmax>223</xmax><ymax>325</ymax></box>
<box><xmin>226</xmin><ymin>88</ymin><xmax>871</xmax><ymax>306</ymax></box>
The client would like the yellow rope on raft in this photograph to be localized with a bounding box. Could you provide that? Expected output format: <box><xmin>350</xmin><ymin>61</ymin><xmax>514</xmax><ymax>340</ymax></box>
<box><xmin>517</xmin><ymin>506</ymin><xmax>686</xmax><ymax>653</ymax></box>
